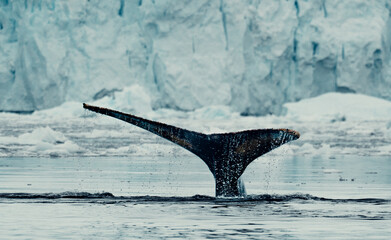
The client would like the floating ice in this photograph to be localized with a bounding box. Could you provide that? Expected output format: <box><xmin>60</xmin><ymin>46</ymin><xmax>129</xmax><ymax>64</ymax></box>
<box><xmin>1</xmin><ymin>92</ymin><xmax>390</xmax><ymax>157</ymax></box>
<box><xmin>284</xmin><ymin>93</ymin><xmax>391</xmax><ymax>122</ymax></box>
<box><xmin>189</xmin><ymin>105</ymin><xmax>239</xmax><ymax>120</ymax></box>
<box><xmin>0</xmin><ymin>127</ymin><xmax>82</xmax><ymax>157</ymax></box>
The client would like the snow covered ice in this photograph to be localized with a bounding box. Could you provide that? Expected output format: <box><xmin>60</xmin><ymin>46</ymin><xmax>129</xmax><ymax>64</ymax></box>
<box><xmin>1</xmin><ymin>0</ymin><xmax>391</xmax><ymax>115</ymax></box>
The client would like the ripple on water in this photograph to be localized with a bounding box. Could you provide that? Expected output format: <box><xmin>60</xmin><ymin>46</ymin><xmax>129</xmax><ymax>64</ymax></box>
<box><xmin>0</xmin><ymin>192</ymin><xmax>390</xmax><ymax>205</ymax></box>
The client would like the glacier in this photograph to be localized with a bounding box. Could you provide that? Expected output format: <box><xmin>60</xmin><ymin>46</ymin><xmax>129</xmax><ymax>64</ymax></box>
<box><xmin>1</xmin><ymin>0</ymin><xmax>391</xmax><ymax>115</ymax></box>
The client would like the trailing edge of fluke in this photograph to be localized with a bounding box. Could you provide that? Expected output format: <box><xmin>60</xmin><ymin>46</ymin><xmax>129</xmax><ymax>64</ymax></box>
<box><xmin>83</xmin><ymin>103</ymin><xmax>300</xmax><ymax>197</ymax></box>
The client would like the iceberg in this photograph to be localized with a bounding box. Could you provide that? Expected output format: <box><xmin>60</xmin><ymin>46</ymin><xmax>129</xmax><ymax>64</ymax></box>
<box><xmin>1</xmin><ymin>0</ymin><xmax>391</xmax><ymax>115</ymax></box>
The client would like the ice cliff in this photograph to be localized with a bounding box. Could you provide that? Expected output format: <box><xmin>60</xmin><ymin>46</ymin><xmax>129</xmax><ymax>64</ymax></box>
<box><xmin>1</xmin><ymin>0</ymin><xmax>391</xmax><ymax>115</ymax></box>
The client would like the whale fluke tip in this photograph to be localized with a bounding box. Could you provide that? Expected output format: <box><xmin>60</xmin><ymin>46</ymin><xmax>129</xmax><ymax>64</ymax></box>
<box><xmin>287</xmin><ymin>129</ymin><xmax>300</xmax><ymax>139</ymax></box>
<box><xmin>83</xmin><ymin>103</ymin><xmax>104</xmax><ymax>113</ymax></box>
<box><xmin>83</xmin><ymin>103</ymin><xmax>92</xmax><ymax>109</ymax></box>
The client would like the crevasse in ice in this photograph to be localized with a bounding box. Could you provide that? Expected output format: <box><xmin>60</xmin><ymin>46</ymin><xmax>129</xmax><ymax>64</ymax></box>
<box><xmin>1</xmin><ymin>0</ymin><xmax>391</xmax><ymax>115</ymax></box>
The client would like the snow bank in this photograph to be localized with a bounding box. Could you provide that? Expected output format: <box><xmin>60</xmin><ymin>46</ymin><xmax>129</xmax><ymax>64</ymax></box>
<box><xmin>34</xmin><ymin>84</ymin><xmax>152</xmax><ymax>118</ymax></box>
<box><xmin>284</xmin><ymin>93</ymin><xmax>391</xmax><ymax>121</ymax></box>
<box><xmin>190</xmin><ymin>105</ymin><xmax>239</xmax><ymax>120</ymax></box>
<box><xmin>93</xmin><ymin>85</ymin><xmax>152</xmax><ymax>114</ymax></box>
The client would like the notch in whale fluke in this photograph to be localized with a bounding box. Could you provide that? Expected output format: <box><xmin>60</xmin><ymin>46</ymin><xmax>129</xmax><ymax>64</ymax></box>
<box><xmin>83</xmin><ymin>103</ymin><xmax>300</xmax><ymax>197</ymax></box>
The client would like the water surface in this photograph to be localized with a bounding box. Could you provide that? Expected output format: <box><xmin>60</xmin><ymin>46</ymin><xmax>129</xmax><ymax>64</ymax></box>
<box><xmin>0</xmin><ymin>156</ymin><xmax>390</xmax><ymax>239</ymax></box>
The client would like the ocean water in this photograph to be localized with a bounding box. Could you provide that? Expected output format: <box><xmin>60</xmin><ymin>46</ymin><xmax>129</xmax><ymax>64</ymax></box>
<box><xmin>0</xmin><ymin>96</ymin><xmax>390</xmax><ymax>239</ymax></box>
<box><xmin>0</xmin><ymin>155</ymin><xmax>390</xmax><ymax>239</ymax></box>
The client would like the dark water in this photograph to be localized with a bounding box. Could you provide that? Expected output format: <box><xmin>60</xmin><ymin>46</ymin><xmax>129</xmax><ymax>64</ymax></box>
<box><xmin>0</xmin><ymin>156</ymin><xmax>390</xmax><ymax>239</ymax></box>
<box><xmin>0</xmin><ymin>192</ymin><xmax>389</xmax><ymax>205</ymax></box>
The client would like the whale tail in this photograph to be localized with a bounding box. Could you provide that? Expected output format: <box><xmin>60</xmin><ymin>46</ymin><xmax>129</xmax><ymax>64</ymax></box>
<box><xmin>83</xmin><ymin>103</ymin><xmax>300</xmax><ymax>197</ymax></box>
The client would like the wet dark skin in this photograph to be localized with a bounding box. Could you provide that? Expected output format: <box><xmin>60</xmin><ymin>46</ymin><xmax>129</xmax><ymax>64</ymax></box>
<box><xmin>83</xmin><ymin>103</ymin><xmax>300</xmax><ymax>197</ymax></box>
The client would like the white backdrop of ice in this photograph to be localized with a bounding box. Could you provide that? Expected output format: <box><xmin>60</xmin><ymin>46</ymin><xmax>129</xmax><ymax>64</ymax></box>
<box><xmin>1</xmin><ymin>0</ymin><xmax>391</xmax><ymax>115</ymax></box>
<box><xmin>1</xmin><ymin>92</ymin><xmax>390</xmax><ymax>157</ymax></box>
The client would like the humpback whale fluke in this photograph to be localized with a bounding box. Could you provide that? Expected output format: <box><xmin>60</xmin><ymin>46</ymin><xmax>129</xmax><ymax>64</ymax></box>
<box><xmin>83</xmin><ymin>103</ymin><xmax>300</xmax><ymax>197</ymax></box>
